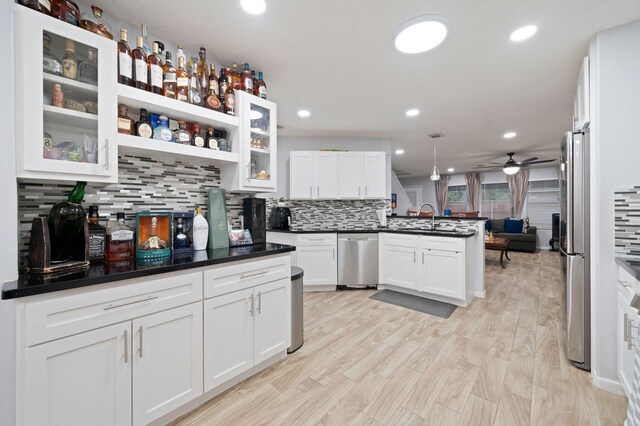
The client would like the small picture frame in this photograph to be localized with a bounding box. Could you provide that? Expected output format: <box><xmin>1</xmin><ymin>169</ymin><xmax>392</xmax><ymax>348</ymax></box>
<box><xmin>229</xmin><ymin>229</ymin><xmax>253</xmax><ymax>247</ymax></box>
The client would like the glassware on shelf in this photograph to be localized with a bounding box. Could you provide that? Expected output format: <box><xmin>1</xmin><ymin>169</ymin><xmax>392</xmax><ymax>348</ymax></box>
<box><xmin>62</xmin><ymin>39</ymin><xmax>78</xmax><ymax>80</ymax></box>
<box><xmin>52</xmin><ymin>0</ymin><xmax>80</xmax><ymax>26</ymax></box>
<box><xmin>43</xmin><ymin>33</ymin><xmax>62</xmax><ymax>76</ymax></box>
<box><xmin>152</xmin><ymin>116</ymin><xmax>174</xmax><ymax>142</ymax></box>
<box><xmin>83</xmin><ymin>135</ymin><xmax>98</xmax><ymax>163</ymax></box>
<box><xmin>80</xmin><ymin>4</ymin><xmax>113</xmax><ymax>40</ymax></box>
<box><xmin>78</xmin><ymin>48</ymin><xmax>98</xmax><ymax>85</ymax></box>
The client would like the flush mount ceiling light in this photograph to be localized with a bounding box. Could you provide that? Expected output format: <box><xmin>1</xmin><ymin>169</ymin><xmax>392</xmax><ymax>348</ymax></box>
<box><xmin>405</xmin><ymin>108</ymin><xmax>420</xmax><ymax>117</ymax></box>
<box><xmin>394</xmin><ymin>15</ymin><xmax>449</xmax><ymax>54</ymax></box>
<box><xmin>510</xmin><ymin>25</ymin><xmax>537</xmax><ymax>42</ymax></box>
<box><xmin>430</xmin><ymin>140</ymin><xmax>440</xmax><ymax>181</ymax></box>
<box><xmin>395</xmin><ymin>149</ymin><xmax>405</xmax><ymax>155</ymax></box>
<box><xmin>297</xmin><ymin>109</ymin><xmax>310</xmax><ymax>118</ymax></box>
<box><xmin>447</xmin><ymin>168</ymin><xmax>455</xmax><ymax>172</ymax></box>
<box><xmin>503</xmin><ymin>131</ymin><xmax>517</xmax><ymax>139</ymax></box>
<box><xmin>240</xmin><ymin>0</ymin><xmax>266</xmax><ymax>14</ymax></box>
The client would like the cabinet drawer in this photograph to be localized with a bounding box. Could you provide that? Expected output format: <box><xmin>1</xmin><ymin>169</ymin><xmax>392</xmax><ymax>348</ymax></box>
<box><xmin>204</xmin><ymin>255</ymin><xmax>290</xmax><ymax>299</ymax></box>
<box><xmin>24</xmin><ymin>271</ymin><xmax>203</xmax><ymax>347</ymax></box>
<box><xmin>383</xmin><ymin>233</ymin><xmax>418</xmax><ymax>248</ymax></box>
<box><xmin>296</xmin><ymin>233</ymin><xmax>337</xmax><ymax>246</ymax></box>
<box><xmin>419</xmin><ymin>235</ymin><xmax>463</xmax><ymax>252</ymax></box>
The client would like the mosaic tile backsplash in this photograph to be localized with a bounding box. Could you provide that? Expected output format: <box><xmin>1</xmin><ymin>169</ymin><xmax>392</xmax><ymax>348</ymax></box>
<box><xmin>18</xmin><ymin>154</ymin><xmax>248</xmax><ymax>268</ymax></box>
<box><xmin>615</xmin><ymin>187</ymin><xmax>640</xmax><ymax>257</ymax></box>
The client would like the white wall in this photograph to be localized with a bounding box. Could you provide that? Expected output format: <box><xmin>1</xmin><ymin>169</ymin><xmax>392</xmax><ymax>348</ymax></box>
<box><xmin>0</xmin><ymin>0</ymin><xmax>18</xmax><ymax>424</ymax></box>
<box><xmin>590</xmin><ymin>19</ymin><xmax>640</xmax><ymax>388</ymax></box>
<box><xmin>398</xmin><ymin>176</ymin><xmax>437</xmax><ymax>212</ymax></box>
<box><xmin>273</xmin><ymin>137</ymin><xmax>392</xmax><ymax>199</ymax></box>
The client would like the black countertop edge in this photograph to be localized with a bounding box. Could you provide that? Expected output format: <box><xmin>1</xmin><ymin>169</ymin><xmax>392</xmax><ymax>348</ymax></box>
<box><xmin>616</xmin><ymin>257</ymin><xmax>640</xmax><ymax>280</ymax></box>
<box><xmin>388</xmin><ymin>215</ymin><xmax>488</xmax><ymax>221</ymax></box>
<box><xmin>2</xmin><ymin>244</ymin><xmax>296</xmax><ymax>300</ymax></box>
<box><xmin>267</xmin><ymin>229</ymin><xmax>476</xmax><ymax>238</ymax></box>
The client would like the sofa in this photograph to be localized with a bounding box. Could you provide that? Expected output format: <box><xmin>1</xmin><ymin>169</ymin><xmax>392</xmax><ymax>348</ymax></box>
<box><xmin>487</xmin><ymin>218</ymin><xmax>537</xmax><ymax>253</ymax></box>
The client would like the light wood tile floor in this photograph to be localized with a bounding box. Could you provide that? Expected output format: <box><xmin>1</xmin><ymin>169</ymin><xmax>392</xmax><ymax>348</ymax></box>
<box><xmin>174</xmin><ymin>251</ymin><xmax>627</xmax><ymax>425</ymax></box>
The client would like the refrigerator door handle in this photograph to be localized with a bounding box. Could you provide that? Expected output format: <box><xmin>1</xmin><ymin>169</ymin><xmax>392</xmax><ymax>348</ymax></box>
<box><xmin>565</xmin><ymin>133</ymin><xmax>574</xmax><ymax>254</ymax></box>
<box><xmin>566</xmin><ymin>253</ymin><xmax>585</xmax><ymax>364</ymax></box>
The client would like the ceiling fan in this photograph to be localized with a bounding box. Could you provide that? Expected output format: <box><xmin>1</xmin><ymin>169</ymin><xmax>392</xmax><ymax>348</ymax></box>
<box><xmin>474</xmin><ymin>152</ymin><xmax>556</xmax><ymax>175</ymax></box>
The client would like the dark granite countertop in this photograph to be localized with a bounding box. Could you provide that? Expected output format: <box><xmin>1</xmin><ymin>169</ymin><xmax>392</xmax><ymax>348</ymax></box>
<box><xmin>2</xmin><ymin>243</ymin><xmax>296</xmax><ymax>300</ymax></box>
<box><xmin>388</xmin><ymin>215</ymin><xmax>488</xmax><ymax>221</ymax></box>
<box><xmin>617</xmin><ymin>257</ymin><xmax>640</xmax><ymax>281</ymax></box>
<box><xmin>267</xmin><ymin>228</ymin><xmax>476</xmax><ymax>238</ymax></box>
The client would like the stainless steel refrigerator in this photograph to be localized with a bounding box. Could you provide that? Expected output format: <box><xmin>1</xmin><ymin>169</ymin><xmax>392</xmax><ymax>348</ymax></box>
<box><xmin>560</xmin><ymin>128</ymin><xmax>590</xmax><ymax>371</ymax></box>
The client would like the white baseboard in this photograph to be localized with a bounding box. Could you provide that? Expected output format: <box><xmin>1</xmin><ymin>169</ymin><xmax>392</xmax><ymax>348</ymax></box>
<box><xmin>592</xmin><ymin>373</ymin><xmax>626</xmax><ymax>396</ymax></box>
<box><xmin>537</xmin><ymin>245</ymin><xmax>551</xmax><ymax>251</ymax></box>
<box><xmin>475</xmin><ymin>290</ymin><xmax>486</xmax><ymax>299</ymax></box>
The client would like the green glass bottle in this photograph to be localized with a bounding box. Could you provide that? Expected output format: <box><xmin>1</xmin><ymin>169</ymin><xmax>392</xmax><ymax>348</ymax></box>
<box><xmin>48</xmin><ymin>181</ymin><xmax>88</xmax><ymax>262</ymax></box>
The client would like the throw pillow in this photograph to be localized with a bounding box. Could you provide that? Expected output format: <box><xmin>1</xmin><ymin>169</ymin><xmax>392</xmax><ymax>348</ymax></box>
<box><xmin>490</xmin><ymin>219</ymin><xmax>505</xmax><ymax>233</ymax></box>
<box><xmin>504</xmin><ymin>218</ymin><xmax>524</xmax><ymax>233</ymax></box>
<box><xmin>523</xmin><ymin>217</ymin><xmax>529</xmax><ymax>233</ymax></box>
<box><xmin>485</xmin><ymin>220</ymin><xmax>491</xmax><ymax>232</ymax></box>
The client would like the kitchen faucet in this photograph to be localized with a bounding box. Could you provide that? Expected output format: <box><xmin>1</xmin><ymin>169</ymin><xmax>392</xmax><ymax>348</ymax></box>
<box><xmin>418</xmin><ymin>203</ymin><xmax>436</xmax><ymax>230</ymax></box>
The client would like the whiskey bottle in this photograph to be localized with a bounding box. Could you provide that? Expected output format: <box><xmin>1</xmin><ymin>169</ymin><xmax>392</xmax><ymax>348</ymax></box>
<box><xmin>196</xmin><ymin>47</ymin><xmax>209</xmax><ymax>98</ymax></box>
<box><xmin>87</xmin><ymin>205</ymin><xmax>106</xmax><ymax>263</ymax></box>
<box><xmin>152</xmin><ymin>115</ymin><xmax>174</xmax><ymax>142</ymax></box>
<box><xmin>162</xmin><ymin>51</ymin><xmax>177</xmax><ymax>99</ymax></box>
<box><xmin>43</xmin><ymin>33</ymin><xmax>62</xmax><ymax>76</ymax></box>
<box><xmin>251</xmin><ymin>70</ymin><xmax>258</xmax><ymax>96</ymax></box>
<box><xmin>173</xmin><ymin>218</ymin><xmax>190</xmax><ymax>249</ymax></box>
<box><xmin>117</xmin><ymin>29</ymin><xmax>133</xmax><ymax>86</ymax></box>
<box><xmin>205</xmin><ymin>128</ymin><xmax>218</xmax><ymax>149</ymax></box>
<box><xmin>230</xmin><ymin>63</ymin><xmax>241</xmax><ymax>90</ymax></box>
<box><xmin>256</xmin><ymin>71</ymin><xmax>267</xmax><ymax>99</ymax></box>
<box><xmin>62</xmin><ymin>39</ymin><xmax>78</xmax><ymax>80</ymax></box>
<box><xmin>241</xmin><ymin>63</ymin><xmax>253</xmax><ymax>93</ymax></box>
<box><xmin>78</xmin><ymin>47</ymin><xmax>98</xmax><ymax>85</ymax></box>
<box><xmin>204</xmin><ymin>84</ymin><xmax>222</xmax><ymax>111</ymax></box>
<box><xmin>191</xmin><ymin>124</ymin><xmax>205</xmax><ymax>147</ymax></box>
<box><xmin>176</xmin><ymin>120</ymin><xmax>191</xmax><ymax>145</ymax></box>
<box><xmin>19</xmin><ymin>0</ymin><xmax>51</xmax><ymax>15</ymax></box>
<box><xmin>135</xmin><ymin>108</ymin><xmax>152</xmax><ymax>138</ymax></box>
<box><xmin>176</xmin><ymin>56</ymin><xmax>189</xmax><ymax>102</ymax></box>
<box><xmin>209</xmin><ymin>65</ymin><xmax>219</xmax><ymax>97</ymax></box>
<box><xmin>132</xmin><ymin>36</ymin><xmax>148</xmax><ymax>91</ymax></box>
<box><xmin>187</xmin><ymin>59</ymin><xmax>203</xmax><ymax>106</ymax></box>
<box><xmin>218</xmin><ymin>68</ymin><xmax>228</xmax><ymax>104</ymax></box>
<box><xmin>117</xmin><ymin>104</ymin><xmax>134</xmax><ymax>135</ymax></box>
<box><xmin>106</xmin><ymin>212</ymin><xmax>134</xmax><ymax>262</ymax></box>
<box><xmin>154</xmin><ymin>41</ymin><xmax>165</xmax><ymax>64</ymax></box>
<box><xmin>176</xmin><ymin>45</ymin><xmax>186</xmax><ymax>70</ymax></box>
<box><xmin>140</xmin><ymin>217</ymin><xmax>168</xmax><ymax>250</ymax></box>
<box><xmin>224</xmin><ymin>81</ymin><xmax>235</xmax><ymax>116</ymax></box>
<box><xmin>147</xmin><ymin>42</ymin><xmax>163</xmax><ymax>95</ymax></box>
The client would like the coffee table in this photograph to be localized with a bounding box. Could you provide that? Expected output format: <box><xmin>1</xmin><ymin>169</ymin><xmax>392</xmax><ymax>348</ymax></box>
<box><xmin>485</xmin><ymin>237</ymin><xmax>511</xmax><ymax>268</ymax></box>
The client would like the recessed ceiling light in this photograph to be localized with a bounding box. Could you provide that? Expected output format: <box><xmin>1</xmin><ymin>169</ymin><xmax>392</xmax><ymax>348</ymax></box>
<box><xmin>405</xmin><ymin>109</ymin><xmax>420</xmax><ymax>117</ymax></box>
<box><xmin>394</xmin><ymin>15</ymin><xmax>449</xmax><ymax>54</ymax></box>
<box><xmin>503</xmin><ymin>131</ymin><xmax>517</xmax><ymax>139</ymax></box>
<box><xmin>240</xmin><ymin>0</ymin><xmax>266</xmax><ymax>15</ymax></box>
<box><xmin>297</xmin><ymin>109</ymin><xmax>310</xmax><ymax>118</ymax></box>
<box><xmin>447</xmin><ymin>168</ymin><xmax>455</xmax><ymax>172</ymax></box>
<box><xmin>510</xmin><ymin>25</ymin><xmax>537</xmax><ymax>42</ymax></box>
<box><xmin>395</xmin><ymin>149</ymin><xmax>405</xmax><ymax>155</ymax></box>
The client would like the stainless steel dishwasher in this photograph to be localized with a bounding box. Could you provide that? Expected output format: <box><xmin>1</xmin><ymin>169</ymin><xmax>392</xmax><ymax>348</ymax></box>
<box><xmin>337</xmin><ymin>233</ymin><xmax>378</xmax><ymax>289</ymax></box>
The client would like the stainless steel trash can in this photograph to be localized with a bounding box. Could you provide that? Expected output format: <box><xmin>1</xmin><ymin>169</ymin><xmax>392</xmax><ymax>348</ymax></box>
<box><xmin>288</xmin><ymin>266</ymin><xmax>304</xmax><ymax>353</ymax></box>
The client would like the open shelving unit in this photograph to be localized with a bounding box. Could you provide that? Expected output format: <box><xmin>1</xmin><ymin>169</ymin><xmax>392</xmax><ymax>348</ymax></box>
<box><xmin>117</xmin><ymin>134</ymin><xmax>239</xmax><ymax>163</ymax></box>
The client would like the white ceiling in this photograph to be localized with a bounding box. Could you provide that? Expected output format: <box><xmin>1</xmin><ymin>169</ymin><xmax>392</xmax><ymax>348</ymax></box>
<box><xmin>97</xmin><ymin>0</ymin><xmax>640</xmax><ymax>177</ymax></box>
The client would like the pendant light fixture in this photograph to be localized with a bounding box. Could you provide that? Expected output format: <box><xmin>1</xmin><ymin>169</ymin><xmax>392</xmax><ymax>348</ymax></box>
<box><xmin>430</xmin><ymin>140</ymin><xmax>440</xmax><ymax>181</ymax></box>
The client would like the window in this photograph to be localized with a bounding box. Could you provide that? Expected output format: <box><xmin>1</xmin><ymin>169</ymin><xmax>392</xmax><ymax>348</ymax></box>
<box><xmin>482</xmin><ymin>183</ymin><xmax>512</xmax><ymax>219</ymax></box>
<box><xmin>526</xmin><ymin>180</ymin><xmax>560</xmax><ymax>229</ymax></box>
<box><xmin>447</xmin><ymin>185</ymin><xmax>469</xmax><ymax>212</ymax></box>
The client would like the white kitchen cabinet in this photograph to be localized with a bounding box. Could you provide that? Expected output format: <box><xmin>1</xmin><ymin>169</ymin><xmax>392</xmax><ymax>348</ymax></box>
<box><xmin>338</xmin><ymin>151</ymin><xmax>364</xmax><ymax>198</ymax></box>
<box><xmin>363</xmin><ymin>152</ymin><xmax>386</xmax><ymax>198</ymax></box>
<box><xmin>290</xmin><ymin>151</ymin><xmax>315</xmax><ymax>199</ymax></box>
<box><xmin>14</xmin><ymin>6</ymin><xmax>118</xmax><ymax>183</ymax></box>
<box><xmin>419</xmin><ymin>248</ymin><xmax>464</xmax><ymax>300</ymax></box>
<box><xmin>573</xmin><ymin>56</ymin><xmax>590</xmax><ymax>131</ymax></box>
<box><xmin>295</xmin><ymin>233</ymin><xmax>338</xmax><ymax>291</ymax></box>
<box><xmin>132</xmin><ymin>303</ymin><xmax>203</xmax><ymax>426</ymax></box>
<box><xmin>24</xmin><ymin>322</ymin><xmax>132</xmax><ymax>426</ymax></box>
<box><xmin>289</xmin><ymin>151</ymin><xmax>338</xmax><ymax>199</ymax></box>
<box><xmin>381</xmin><ymin>244</ymin><xmax>418</xmax><ymax>290</ymax></box>
<box><xmin>617</xmin><ymin>290</ymin><xmax>636</xmax><ymax>396</ymax></box>
<box><xmin>253</xmin><ymin>279</ymin><xmax>289</xmax><ymax>364</ymax></box>
<box><xmin>314</xmin><ymin>151</ymin><xmax>339</xmax><ymax>198</ymax></box>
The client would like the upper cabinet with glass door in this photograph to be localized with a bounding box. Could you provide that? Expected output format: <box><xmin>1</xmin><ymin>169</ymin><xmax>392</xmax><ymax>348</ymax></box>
<box><xmin>236</xmin><ymin>90</ymin><xmax>277</xmax><ymax>192</ymax></box>
<box><xmin>14</xmin><ymin>6</ymin><xmax>118</xmax><ymax>183</ymax></box>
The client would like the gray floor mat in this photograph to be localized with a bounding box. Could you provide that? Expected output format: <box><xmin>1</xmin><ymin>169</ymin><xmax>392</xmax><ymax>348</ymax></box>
<box><xmin>369</xmin><ymin>290</ymin><xmax>457</xmax><ymax>319</ymax></box>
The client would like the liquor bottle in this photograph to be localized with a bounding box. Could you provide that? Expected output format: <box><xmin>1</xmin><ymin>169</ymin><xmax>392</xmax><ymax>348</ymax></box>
<box><xmin>79</xmin><ymin>4</ymin><xmax>112</xmax><ymax>39</ymax></box>
<box><xmin>162</xmin><ymin>51</ymin><xmax>177</xmax><ymax>99</ymax></box>
<box><xmin>147</xmin><ymin>42</ymin><xmax>163</xmax><ymax>95</ymax></box>
<box><xmin>47</xmin><ymin>181</ymin><xmax>86</xmax><ymax>262</ymax></box>
<box><xmin>173</xmin><ymin>218</ymin><xmax>190</xmax><ymax>249</ymax></box>
<box><xmin>187</xmin><ymin>59</ymin><xmax>203</xmax><ymax>106</ymax></box>
<box><xmin>87</xmin><ymin>205</ymin><xmax>106</xmax><ymax>263</ymax></box>
<box><xmin>251</xmin><ymin>70</ymin><xmax>258</xmax><ymax>96</ymax></box>
<box><xmin>241</xmin><ymin>63</ymin><xmax>253</xmax><ymax>93</ymax></box>
<box><xmin>78</xmin><ymin>48</ymin><xmax>98</xmax><ymax>84</ymax></box>
<box><xmin>192</xmin><ymin>207</ymin><xmax>209</xmax><ymax>250</ymax></box>
<box><xmin>204</xmin><ymin>84</ymin><xmax>222</xmax><ymax>111</ymax></box>
<box><xmin>51</xmin><ymin>84</ymin><xmax>64</xmax><ymax>107</ymax></box>
<box><xmin>140</xmin><ymin>217</ymin><xmax>168</xmax><ymax>250</ymax></box>
<box><xmin>154</xmin><ymin>41</ymin><xmax>165</xmax><ymax>64</ymax></box>
<box><xmin>230</xmin><ymin>63</ymin><xmax>241</xmax><ymax>90</ymax></box>
<box><xmin>106</xmin><ymin>212</ymin><xmax>134</xmax><ymax>262</ymax></box>
<box><xmin>152</xmin><ymin>116</ymin><xmax>174</xmax><ymax>142</ymax></box>
<box><xmin>52</xmin><ymin>0</ymin><xmax>80</xmax><ymax>26</ymax></box>
<box><xmin>117</xmin><ymin>29</ymin><xmax>133</xmax><ymax>86</ymax></box>
<box><xmin>205</xmin><ymin>128</ymin><xmax>218</xmax><ymax>149</ymax></box>
<box><xmin>176</xmin><ymin>56</ymin><xmax>189</xmax><ymax>102</ymax></box>
<box><xmin>218</xmin><ymin>68</ymin><xmax>228</xmax><ymax>104</ymax></box>
<box><xmin>62</xmin><ymin>39</ymin><xmax>78</xmax><ymax>80</ymax></box>
<box><xmin>132</xmin><ymin>36</ymin><xmax>148</xmax><ymax>91</ymax></box>
<box><xmin>43</xmin><ymin>33</ymin><xmax>62</xmax><ymax>76</ymax></box>
<box><xmin>209</xmin><ymin>65</ymin><xmax>219</xmax><ymax>98</ymax></box>
<box><xmin>135</xmin><ymin>108</ymin><xmax>152</xmax><ymax>138</ymax></box>
<box><xmin>141</xmin><ymin>23</ymin><xmax>152</xmax><ymax>55</ymax></box>
<box><xmin>176</xmin><ymin>45</ymin><xmax>186</xmax><ymax>69</ymax></box>
<box><xmin>218</xmin><ymin>130</ymin><xmax>230</xmax><ymax>152</ymax></box>
<box><xmin>256</xmin><ymin>71</ymin><xmax>267</xmax><ymax>99</ymax></box>
<box><xmin>224</xmin><ymin>82</ymin><xmax>235</xmax><ymax>116</ymax></box>
<box><xmin>196</xmin><ymin>47</ymin><xmax>209</xmax><ymax>98</ymax></box>
<box><xmin>176</xmin><ymin>120</ymin><xmax>191</xmax><ymax>145</ymax></box>
<box><xmin>192</xmin><ymin>124</ymin><xmax>205</xmax><ymax>147</ymax></box>
<box><xmin>117</xmin><ymin>104</ymin><xmax>134</xmax><ymax>135</ymax></box>
<box><xmin>19</xmin><ymin>0</ymin><xmax>51</xmax><ymax>15</ymax></box>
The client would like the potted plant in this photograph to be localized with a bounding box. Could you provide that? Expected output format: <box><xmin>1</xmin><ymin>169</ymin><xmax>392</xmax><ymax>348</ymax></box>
<box><xmin>277</xmin><ymin>197</ymin><xmax>286</xmax><ymax>207</ymax></box>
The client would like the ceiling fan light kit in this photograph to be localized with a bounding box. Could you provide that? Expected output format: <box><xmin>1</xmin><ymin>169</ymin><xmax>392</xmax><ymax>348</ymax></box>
<box><xmin>503</xmin><ymin>165</ymin><xmax>520</xmax><ymax>175</ymax></box>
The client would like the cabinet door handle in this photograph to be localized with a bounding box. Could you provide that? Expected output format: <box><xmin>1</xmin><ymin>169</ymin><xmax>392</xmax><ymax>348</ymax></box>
<box><xmin>629</xmin><ymin>319</ymin><xmax>637</xmax><ymax>351</ymax></box>
<box><xmin>103</xmin><ymin>295</ymin><xmax>158</xmax><ymax>310</ymax></box>
<box><xmin>124</xmin><ymin>329</ymin><xmax>128</xmax><ymax>364</ymax></box>
<box><xmin>618</xmin><ymin>279</ymin><xmax>631</xmax><ymax>288</ymax></box>
<box><xmin>249</xmin><ymin>294</ymin><xmax>255</xmax><ymax>317</ymax></box>
<box><xmin>138</xmin><ymin>326</ymin><xmax>143</xmax><ymax>358</ymax></box>
<box><xmin>365</xmin><ymin>186</ymin><xmax>368</xmax><ymax>196</ymax></box>
<box><xmin>358</xmin><ymin>187</ymin><xmax>361</xmax><ymax>197</ymax></box>
<box><xmin>104</xmin><ymin>139</ymin><xmax>110</xmax><ymax>171</ymax></box>
<box><xmin>247</xmin><ymin>164</ymin><xmax>252</xmax><ymax>182</ymax></box>
<box><xmin>414</xmin><ymin>251</ymin><xmax>416</xmax><ymax>263</ymax></box>
<box><xmin>257</xmin><ymin>292</ymin><xmax>262</xmax><ymax>314</ymax></box>
<box><xmin>422</xmin><ymin>252</ymin><xmax>424</xmax><ymax>264</ymax></box>
<box><xmin>625</xmin><ymin>313</ymin><xmax>629</xmax><ymax>342</ymax></box>
<box><xmin>317</xmin><ymin>186</ymin><xmax>320</xmax><ymax>197</ymax></box>
<box><xmin>241</xmin><ymin>270</ymin><xmax>268</xmax><ymax>279</ymax></box>
<box><xmin>333</xmin><ymin>248</ymin><xmax>336</xmax><ymax>259</ymax></box>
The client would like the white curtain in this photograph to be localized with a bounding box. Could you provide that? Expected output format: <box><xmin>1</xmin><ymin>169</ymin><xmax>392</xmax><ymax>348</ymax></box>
<box><xmin>507</xmin><ymin>169</ymin><xmax>529</xmax><ymax>218</ymax></box>
<box><xmin>465</xmin><ymin>172</ymin><xmax>481</xmax><ymax>213</ymax></box>
<box><xmin>434</xmin><ymin>175</ymin><xmax>451</xmax><ymax>215</ymax></box>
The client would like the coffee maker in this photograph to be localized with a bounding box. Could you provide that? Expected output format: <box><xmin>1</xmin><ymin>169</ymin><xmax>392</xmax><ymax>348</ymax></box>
<box><xmin>269</xmin><ymin>206</ymin><xmax>292</xmax><ymax>230</ymax></box>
